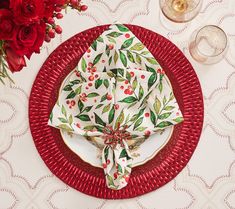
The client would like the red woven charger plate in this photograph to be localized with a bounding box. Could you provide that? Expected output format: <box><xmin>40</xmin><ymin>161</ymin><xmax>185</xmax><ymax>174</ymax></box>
<box><xmin>29</xmin><ymin>24</ymin><xmax>204</xmax><ymax>199</ymax></box>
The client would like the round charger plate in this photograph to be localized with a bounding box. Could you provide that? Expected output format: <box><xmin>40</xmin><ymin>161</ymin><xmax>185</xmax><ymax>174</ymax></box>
<box><xmin>29</xmin><ymin>24</ymin><xmax>204</xmax><ymax>199</ymax></box>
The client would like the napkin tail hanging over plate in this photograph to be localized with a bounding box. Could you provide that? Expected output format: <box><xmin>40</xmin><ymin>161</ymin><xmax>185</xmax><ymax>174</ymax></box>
<box><xmin>48</xmin><ymin>24</ymin><xmax>184</xmax><ymax>190</ymax></box>
<box><xmin>102</xmin><ymin>124</ymin><xmax>132</xmax><ymax>190</ymax></box>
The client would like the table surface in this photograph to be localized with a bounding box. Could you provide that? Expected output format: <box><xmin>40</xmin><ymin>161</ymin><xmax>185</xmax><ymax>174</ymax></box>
<box><xmin>1</xmin><ymin>1</ymin><xmax>235</xmax><ymax>208</ymax></box>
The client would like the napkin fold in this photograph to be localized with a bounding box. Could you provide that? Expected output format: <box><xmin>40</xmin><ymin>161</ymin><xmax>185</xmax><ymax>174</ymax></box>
<box><xmin>48</xmin><ymin>24</ymin><xmax>184</xmax><ymax>190</ymax></box>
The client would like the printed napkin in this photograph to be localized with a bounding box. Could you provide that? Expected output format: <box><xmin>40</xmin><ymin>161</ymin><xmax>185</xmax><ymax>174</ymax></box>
<box><xmin>48</xmin><ymin>24</ymin><xmax>184</xmax><ymax>190</ymax></box>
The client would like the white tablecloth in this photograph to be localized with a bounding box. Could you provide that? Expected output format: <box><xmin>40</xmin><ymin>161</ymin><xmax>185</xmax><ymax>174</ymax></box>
<box><xmin>1</xmin><ymin>1</ymin><xmax>235</xmax><ymax>208</ymax></box>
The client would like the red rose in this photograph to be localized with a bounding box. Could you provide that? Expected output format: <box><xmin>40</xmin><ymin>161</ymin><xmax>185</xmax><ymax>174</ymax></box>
<box><xmin>5</xmin><ymin>47</ymin><xmax>26</xmax><ymax>72</ymax></box>
<box><xmin>10</xmin><ymin>22</ymin><xmax>46</xmax><ymax>58</ymax></box>
<box><xmin>10</xmin><ymin>0</ymin><xmax>44</xmax><ymax>25</ymax></box>
<box><xmin>0</xmin><ymin>0</ymin><xmax>10</xmax><ymax>9</ymax></box>
<box><xmin>0</xmin><ymin>9</ymin><xmax>15</xmax><ymax>40</ymax></box>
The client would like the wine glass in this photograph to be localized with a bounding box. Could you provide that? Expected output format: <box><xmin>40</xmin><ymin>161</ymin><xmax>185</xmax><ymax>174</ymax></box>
<box><xmin>160</xmin><ymin>0</ymin><xmax>202</xmax><ymax>23</ymax></box>
<box><xmin>189</xmin><ymin>25</ymin><xmax>228</xmax><ymax>65</ymax></box>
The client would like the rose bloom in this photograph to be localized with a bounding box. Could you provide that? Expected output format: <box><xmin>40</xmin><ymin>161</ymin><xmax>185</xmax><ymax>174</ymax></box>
<box><xmin>10</xmin><ymin>0</ymin><xmax>44</xmax><ymax>25</ymax></box>
<box><xmin>5</xmin><ymin>47</ymin><xmax>26</xmax><ymax>73</ymax></box>
<box><xmin>9</xmin><ymin>22</ymin><xmax>46</xmax><ymax>59</ymax></box>
<box><xmin>0</xmin><ymin>9</ymin><xmax>15</xmax><ymax>40</ymax></box>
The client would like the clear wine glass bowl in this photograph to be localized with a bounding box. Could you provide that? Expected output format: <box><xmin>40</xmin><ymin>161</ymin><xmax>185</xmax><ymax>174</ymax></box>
<box><xmin>189</xmin><ymin>25</ymin><xmax>228</xmax><ymax>65</ymax></box>
<box><xmin>160</xmin><ymin>0</ymin><xmax>202</xmax><ymax>23</ymax></box>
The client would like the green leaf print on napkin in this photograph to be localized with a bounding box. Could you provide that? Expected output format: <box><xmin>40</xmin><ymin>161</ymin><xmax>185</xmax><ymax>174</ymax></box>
<box><xmin>48</xmin><ymin>23</ymin><xmax>184</xmax><ymax>191</ymax></box>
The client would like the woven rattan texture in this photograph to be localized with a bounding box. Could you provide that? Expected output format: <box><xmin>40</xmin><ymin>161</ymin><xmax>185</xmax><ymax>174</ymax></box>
<box><xmin>29</xmin><ymin>24</ymin><xmax>204</xmax><ymax>199</ymax></box>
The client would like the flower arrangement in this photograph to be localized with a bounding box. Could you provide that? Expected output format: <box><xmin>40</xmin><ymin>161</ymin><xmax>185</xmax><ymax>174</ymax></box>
<box><xmin>0</xmin><ymin>0</ymin><xmax>87</xmax><ymax>84</ymax></box>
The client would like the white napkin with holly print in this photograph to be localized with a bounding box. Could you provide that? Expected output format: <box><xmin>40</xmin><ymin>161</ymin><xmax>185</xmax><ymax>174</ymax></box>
<box><xmin>48</xmin><ymin>24</ymin><xmax>184</xmax><ymax>190</ymax></box>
